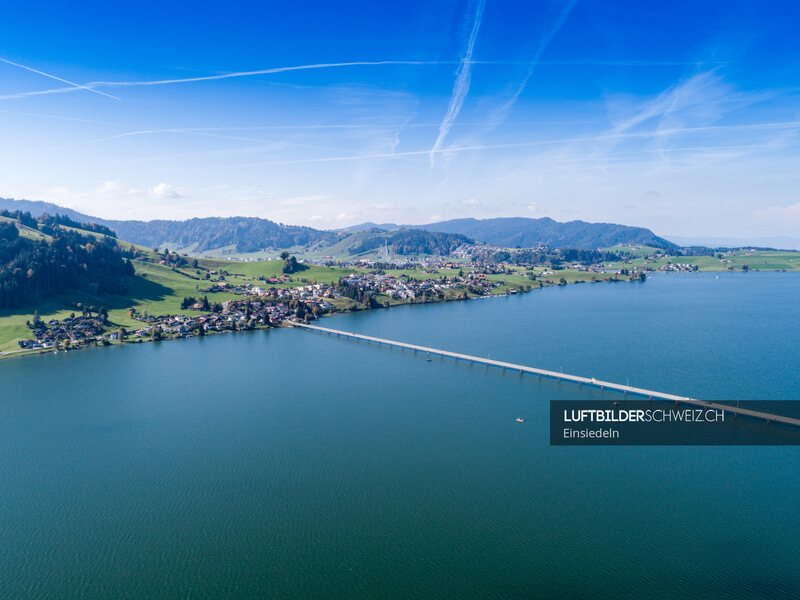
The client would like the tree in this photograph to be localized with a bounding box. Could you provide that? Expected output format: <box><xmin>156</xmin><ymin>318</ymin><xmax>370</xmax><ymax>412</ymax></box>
<box><xmin>283</xmin><ymin>256</ymin><xmax>299</xmax><ymax>274</ymax></box>
<box><xmin>280</xmin><ymin>250</ymin><xmax>290</xmax><ymax>260</ymax></box>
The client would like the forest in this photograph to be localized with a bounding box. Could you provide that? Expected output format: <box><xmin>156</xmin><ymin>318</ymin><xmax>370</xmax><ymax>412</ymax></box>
<box><xmin>0</xmin><ymin>221</ymin><xmax>135</xmax><ymax>309</ymax></box>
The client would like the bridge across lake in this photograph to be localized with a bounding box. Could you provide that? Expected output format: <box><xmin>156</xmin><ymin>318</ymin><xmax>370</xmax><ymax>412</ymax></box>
<box><xmin>291</xmin><ymin>321</ymin><xmax>800</xmax><ymax>429</ymax></box>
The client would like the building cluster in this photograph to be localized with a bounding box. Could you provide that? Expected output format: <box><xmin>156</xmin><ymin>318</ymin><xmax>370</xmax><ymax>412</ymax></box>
<box><xmin>15</xmin><ymin>265</ymin><xmax>520</xmax><ymax>352</ymax></box>
<box><xmin>18</xmin><ymin>315</ymin><xmax>107</xmax><ymax>350</ymax></box>
<box><xmin>129</xmin><ymin>298</ymin><xmax>297</xmax><ymax>336</ymax></box>
<box><xmin>658</xmin><ymin>263</ymin><xmax>698</xmax><ymax>272</ymax></box>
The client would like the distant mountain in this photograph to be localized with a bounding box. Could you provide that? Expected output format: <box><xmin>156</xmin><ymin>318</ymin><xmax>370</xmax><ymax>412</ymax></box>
<box><xmin>338</xmin><ymin>222</ymin><xmax>403</xmax><ymax>232</ymax></box>
<box><xmin>349</xmin><ymin>217</ymin><xmax>675</xmax><ymax>250</ymax></box>
<box><xmin>0</xmin><ymin>198</ymin><xmax>674</xmax><ymax>252</ymax></box>
<box><xmin>416</xmin><ymin>217</ymin><xmax>676</xmax><ymax>250</ymax></box>
<box><xmin>0</xmin><ymin>198</ymin><xmax>469</xmax><ymax>255</ymax></box>
<box><xmin>0</xmin><ymin>197</ymin><xmax>106</xmax><ymax>226</ymax></box>
<box><xmin>665</xmin><ymin>234</ymin><xmax>800</xmax><ymax>251</ymax></box>
<box><xmin>344</xmin><ymin>228</ymin><xmax>472</xmax><ymax>256</ymax></box>
<box><xmin>107</xmin><ymin>217</ymin><xmax>339</xmax><ymax>253</ymax></box>
<box><xmin>0</xmin><ymin>198</ymin><xmax>337</xmax><ymax>252</ymax></box>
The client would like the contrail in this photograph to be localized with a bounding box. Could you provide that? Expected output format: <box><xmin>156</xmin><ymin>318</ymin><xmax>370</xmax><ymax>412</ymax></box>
<box><xmin>0</xmin><ymin>57</ymin><xmax>120</xmax><ymax>100</ymax></box>
<box><xmin>93</xmin><ymin>61</ymin><xmax>448</xmax><ymax>88</ymax></box>
<box><xmin>493</xmin><ymin>0</ymin><xmax>577</xmax><ymax>122</ymax></box>
<box><xmin>429</xmin><ymin>0</ymin><xmax>487</xmax><ymax>168</ymax></box>
<box><xmin>0</xmin><ymin>60</ymin><xmax>451</xmax><ymax>101</ymax></box>
<box><xmin>215</xmin><ymin>119</ymin><xmax>800</xmax><ymax>168</ymax></box>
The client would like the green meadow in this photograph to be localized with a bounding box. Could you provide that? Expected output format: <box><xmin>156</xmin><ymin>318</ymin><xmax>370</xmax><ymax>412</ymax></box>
<box><xmin>2</xmin><ymin>239</ymin><xmax>798</xmax><ymax>356</ymax></box>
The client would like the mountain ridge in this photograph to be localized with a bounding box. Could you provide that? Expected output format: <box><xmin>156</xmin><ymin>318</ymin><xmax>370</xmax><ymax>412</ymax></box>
<box><xmin>1</xmin><ymin>197</ymin><xmax>675</xmax><ymax>252</ymax></box>
<box><xmin>344</xmin><ymin>216</ymin><xmax>676</xmax><ymax>250</ymax></box>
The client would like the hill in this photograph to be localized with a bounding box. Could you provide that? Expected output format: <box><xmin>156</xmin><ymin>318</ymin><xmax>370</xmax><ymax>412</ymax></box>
<box><xmin>414</xmin><ymin>217</ymin><xmax>675</xmax><ymax>250</ymax></box>
<box><xmin>0</xmin><ymin>198</ymin><xmax>471</xmax><ymax>256</ymax></box>
<box><xmin>0</xmin><ymin>219</ymin><xmax>135</xmax><ymax>309</ymax></box>
<box><xmin>343</xmin><ymin>217</ymin><xmax>674</xmax><ymax>250</ymax></box>
<box><xmin>1</xmin><ymin>198</ymin><xmax>673</xmax><ymax>253</ymax></box>
<box><xmin>0</xmin><ymin>198</ymin><xmax>338</xmax><ymax>253</ymax></box>
<box><xmin>339</xmin><ymin>228</ymin><xmax>472</xmax><ymax>257</ymax></box>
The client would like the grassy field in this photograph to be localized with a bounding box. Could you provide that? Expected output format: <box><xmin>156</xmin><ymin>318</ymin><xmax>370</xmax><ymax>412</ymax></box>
<box><xmin>0</xmin><ymin>215</ymin><xmax>53</xmax><ymax>242</ymax></box>
<box><xmin>3</xmin><ymin>239</ymin><xmax>798</xmax><ymax>356</ymax></box>
<box><xmin>605</xmin><ymin>250</ymin><xmax>800</xmax><ymax>272</ymax></box>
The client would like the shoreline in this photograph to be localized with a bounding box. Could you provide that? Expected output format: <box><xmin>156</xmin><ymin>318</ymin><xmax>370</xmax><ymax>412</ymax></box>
<box><xmin>3</xmin><ymin>270</ymin><xmax>798</xmax><ymax>363</ymax></box>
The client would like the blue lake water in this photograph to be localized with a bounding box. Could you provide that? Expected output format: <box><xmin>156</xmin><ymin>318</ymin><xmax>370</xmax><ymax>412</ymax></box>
<box><xmin>1</xmin><ymin>272</ymin><xmax>799</xmax><ymax>599</ymax></box>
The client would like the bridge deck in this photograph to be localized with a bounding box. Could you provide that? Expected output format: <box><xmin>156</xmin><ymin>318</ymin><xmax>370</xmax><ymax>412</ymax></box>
<box><xmin>290</xmin><ymin>321</ymin><xmax>800</xmax><ymax>429</ymax></box>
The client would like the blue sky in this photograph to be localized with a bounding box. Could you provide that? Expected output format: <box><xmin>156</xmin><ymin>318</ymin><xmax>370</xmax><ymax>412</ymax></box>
<box><xmin>1</xmin><ymin>0</ymin><xmax>798</xmax><ymax>237</ymax></box>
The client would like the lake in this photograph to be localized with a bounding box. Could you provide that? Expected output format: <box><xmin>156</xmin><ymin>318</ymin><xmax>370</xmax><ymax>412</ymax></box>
<box><xmin>1</xmin><ymin>272</ymin><xmax>799</xmax><ymax>599</ymax></box>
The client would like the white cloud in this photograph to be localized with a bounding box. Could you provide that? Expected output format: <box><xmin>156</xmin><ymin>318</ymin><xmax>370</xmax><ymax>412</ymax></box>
<box><xmin>97</xmin><ymin>180</ymin><xmax>121</xmax><ymax>194</ymax></box>
<box><xmin>459</xmin><ymin>197</ymin><xmax>481</xmax><ymax>206</ymax></box>
<box><xmin>527</xmin><ymin>203</ymin><xmax>545</xmax><ymax>213</ymax></box>
<box><xmin>754</xmin><ymin>202</ymin><xmax>800</xmax><ymax>222</ymax></box>
<box><xmin>429</xmin><ymin>214</ymin><xmax>443</xmax><ymax>222</ymax></box>
<box><xmin>149</xmin><ymin>183</ymin><xmax>186</xmax><ymax>199</ymax></box>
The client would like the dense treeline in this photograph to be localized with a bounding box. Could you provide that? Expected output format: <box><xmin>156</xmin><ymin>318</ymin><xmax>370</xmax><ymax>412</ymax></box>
<box><xmin>37</xmin><ymin>213</ymin><xmax>117</xmax><ymax>237</ymax></box>
<box><xmin>0</xmin><ymin>209</ymin><xmax>117</xmax><ymax>237</ymax></box>
<box><xmin>0</xmin><ymin>209</ymin><xmax>38</xmax><ymax>229</ymax></box>
<box><xmin>335</xmin><ymin>279</ymin><xmax>380</xmax><ymax>307</ymax></box>
<box><xmin>0</xmin><ymin>222</ymin><xmax>134</xmax><ymax>309</ymax></box>
<box><xmin>106</xmin><ymin>217</ymin><xmax>341</xmax><ymax>253</ymax></box>
<box><xmin>484</xmin><ymin>247</ymin><xmax>622</xmax><ymax>266</ymax></box>
<box><xmin>348</xmin><ymin>229</ymin><xmax>472</xmax><ymax>256</ymax></box>
<box><xmin>415</xmin><ymin>216</ymin><xmax>677</xmax><ymax>250</ymax></box>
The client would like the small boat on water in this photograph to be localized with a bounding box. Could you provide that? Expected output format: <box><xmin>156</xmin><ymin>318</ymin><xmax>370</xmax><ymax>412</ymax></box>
<box><xmin>516</xmin><ymin>418</ymin><xmax>524</xmax><ymax>422</ymax></box>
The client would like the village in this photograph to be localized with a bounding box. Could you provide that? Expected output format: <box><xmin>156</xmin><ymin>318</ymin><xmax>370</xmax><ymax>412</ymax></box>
<box><xmin>15</xmin><ymin>266</ymin><xmax>526</xmax><ymax>351</ymax></box>
<box><xmin>14</xmin><ymin>243</ymin><xmax>679</xmax><ymax>353</ymax></box>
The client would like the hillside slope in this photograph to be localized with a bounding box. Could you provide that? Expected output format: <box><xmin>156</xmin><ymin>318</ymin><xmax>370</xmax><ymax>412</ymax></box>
<box><xmin>1</xmin><ymin>198</ymin><xmax>674</xmax><ymax>252</ymax></box>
